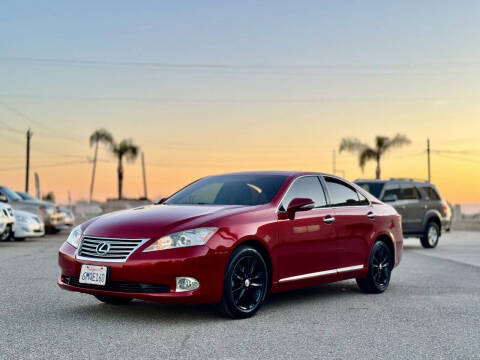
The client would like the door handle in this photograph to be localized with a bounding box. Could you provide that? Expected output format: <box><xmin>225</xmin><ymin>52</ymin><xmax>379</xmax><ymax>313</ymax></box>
<box><xmin>323</xmin><ymin>215</ymin><xmax>335</xmax><ymax>224</ymax></box>
<box><xmin>367</xmin><ymin>212</ymin><xmax>376</xmax><ymax>219</ymax></box>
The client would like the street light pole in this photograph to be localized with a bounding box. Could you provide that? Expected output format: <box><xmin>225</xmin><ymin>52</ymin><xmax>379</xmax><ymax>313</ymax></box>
<box><xmin>427</xmin><ymin>138</ymin><xmax>431</xmax><ymax>183</ymax></box>
<box><xmin>25</xmin><ymin>128</ymin><xmax>33</xmax><ymax>193</ymax></box>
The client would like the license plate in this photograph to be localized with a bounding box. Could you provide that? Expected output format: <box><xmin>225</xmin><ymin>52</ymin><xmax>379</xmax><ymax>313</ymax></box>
<box><xmin>79</xmin><ymin>265</ymin><xmax>107</xmax><ymax>286</ymax></box>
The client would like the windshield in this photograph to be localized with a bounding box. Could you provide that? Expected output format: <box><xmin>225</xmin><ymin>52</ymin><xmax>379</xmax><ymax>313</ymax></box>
<box><xmin>0</xmin><ymin>186</ymin><xmax>23</xmax><ymax>201</ymax></box>
<box><xmin>355</xmin><ymin>182</ymin><xmax>385</xmax><ymax>198</ymax></box>
<box><xmin>165</xmin><ymin>175</ymin><xmax>288</xmax><ymax>206</ymax></box>
<box><xmin>16</xmin><ymin>191</ymin><xmax>37</xmax><ymax>201</ymax></box>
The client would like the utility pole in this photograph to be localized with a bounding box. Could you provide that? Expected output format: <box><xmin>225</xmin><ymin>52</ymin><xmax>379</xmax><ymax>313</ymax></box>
<box><xmin>332</xmin><ymin>149</ymin><xmax>336</xmax><ymax>175</ymax></box>
<box><xmin>427</xmin><ymin>138</ymin><xmax>431</xmax><ymax>183</ymax></box>
<box><xmin>141</xmin><ymin>151</ymin><xmax>148</xmax><ymax>199</ymax></box>
<box><xmin>25</xmin><ymin>128</ymin><xmax>33</xmax><ymax>193</ymax></box>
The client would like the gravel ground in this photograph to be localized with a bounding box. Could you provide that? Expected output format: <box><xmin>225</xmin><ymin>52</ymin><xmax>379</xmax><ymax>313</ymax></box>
<box><xmin>0</xmin><ymin>231</ymin><xmax>479</xmax><ymax>359</ymax></box>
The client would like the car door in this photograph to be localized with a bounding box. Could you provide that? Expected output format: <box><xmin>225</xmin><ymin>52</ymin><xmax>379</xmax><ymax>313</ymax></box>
<box><xmin>323</xmin><ymin>177</ymin><xmax>374</xmax><ymax>272</ymax></box>
<box><xmin>400</xmin><ymin>184</ymin><xmax>424</xmax><ymax>233</ymax></box>
<box><xmin>276</xmin><ymin>176</ymin><xmax>338</xmax><ymax>283</ymax></box>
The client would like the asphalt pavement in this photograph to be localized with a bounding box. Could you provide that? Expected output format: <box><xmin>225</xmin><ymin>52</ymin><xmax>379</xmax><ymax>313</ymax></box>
<box><xmin>0</xmin><ymin>231</ymin><xmax>479</xmax><ymax>359</ymax></box>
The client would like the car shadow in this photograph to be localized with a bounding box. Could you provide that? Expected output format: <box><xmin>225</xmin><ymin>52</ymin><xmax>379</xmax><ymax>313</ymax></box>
<box><xmin>64</xmin><ymin>281</ymin><xmax>362</xmax><ymax>323</ymax></box>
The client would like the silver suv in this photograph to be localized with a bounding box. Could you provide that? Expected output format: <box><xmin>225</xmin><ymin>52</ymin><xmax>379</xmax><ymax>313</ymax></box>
<box><xmin>355</xmin><ymin>178</ymin><xmax>451</xmax><ymax>248</ymax></box>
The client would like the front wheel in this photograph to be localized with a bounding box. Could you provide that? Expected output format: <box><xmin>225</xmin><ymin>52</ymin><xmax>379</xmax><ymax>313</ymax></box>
<box><xmin>0</xmin><ymin>225</ymin><xmax>12</xmax><ymax>242</ymax></box>
<box><xmin>357</xmin><ymin>241</ymin><xmax>393</xmax><ymax>294</ymax></box>
<box><xmin>220</xmin><ymin>246</ymin><xmax>268</xmax><ymax>319</ymax></box>
<box><xmin>94</xmin><ymin>295</ymin><xmax>132</xmax><ymax>305</ymax></box>
<box><xmin>420</xmin><ymin>221</ymin><xmax>440</xmax><ymax>248</ymax></box>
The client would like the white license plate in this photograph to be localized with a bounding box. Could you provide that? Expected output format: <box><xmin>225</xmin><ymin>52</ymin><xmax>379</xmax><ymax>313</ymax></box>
<box><xmin>79</xmin><ymin>265</ymin><xmax>107</xmax><ymax>286</ymax></box>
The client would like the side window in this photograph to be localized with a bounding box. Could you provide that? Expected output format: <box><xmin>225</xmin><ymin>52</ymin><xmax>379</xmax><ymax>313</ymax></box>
<box><xmin>383</xmin><ymin>184</ymin><xmax>402</xmax><ymax>200</ymax></box>
<box><xmin>421</xmin><ymin>186</ymin><xmax>440</xmax><ymax>200</ymax></box>
<box><xmin>402</xmin><ymin>185</ymin><xmax>421</xmax><ymax>200</ymax></box>
<box><xmin>325</xmin><ymin>178</ymin><xmax>363</xmax><ymax>207</ymax></box>
<box><xmin>281</xmin><ymin>176</ymin><xmax>327</xmax><ymax>210</ymax></box>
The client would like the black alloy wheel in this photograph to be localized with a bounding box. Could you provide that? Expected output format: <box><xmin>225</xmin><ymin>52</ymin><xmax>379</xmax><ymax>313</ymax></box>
<box><xmin>357</xmin><ymin>241</ymin><xmax>393</xmax><ymax>294</ymax></box>
<box><xmin>220</xmin><ymin>246</ymin><xmax>268</xmax><ymax>319</ymax></box>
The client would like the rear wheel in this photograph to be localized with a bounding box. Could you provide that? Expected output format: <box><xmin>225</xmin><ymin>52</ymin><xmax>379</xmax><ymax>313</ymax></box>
<box><xmin>420</xmin><ymin>221</ymin><xmax>440</xmax><ymax>248</ymax></box>
<box><xmin>220</xmin><ymin>246</ymin><xmax>268</xmax><ymax>319</ymax></box>
<box><xmin>357</xmin><ymin>241</ymin><xmax>393</xmax><ymax>294</ymax></box>
<box><xmin>94</xmin><ymin>295</ymin><xmax>132</xmax><ymax>305</ymax></box>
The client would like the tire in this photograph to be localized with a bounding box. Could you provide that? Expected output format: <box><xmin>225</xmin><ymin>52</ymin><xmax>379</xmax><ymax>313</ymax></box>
<box><xmin>14</xmin><ymin>237</ymin><xmax>26</xmax><ymax>242</ymax></box>
<box><xmin>356</xmin><ymin>241</ymin><xmax>393</xmax><ymax>294</ymax></box>
<box><xmin>420</xmin><ymin>221</ymin><xmax>440</xmax><ymax>249</ymax></box>
<box><xmin>0</xmin><ymin>225</ymin><xmax>12</xmax><ymax>242</ymax></box>
<box><xmin>220</xmin><ymin>246</ymin><xmax>269</xmax><ymax>319</ymax></box>
<box><xmin>94</xmin><ymin>295</ymin><xmax>132</xmax><ymax>305</ymax></box>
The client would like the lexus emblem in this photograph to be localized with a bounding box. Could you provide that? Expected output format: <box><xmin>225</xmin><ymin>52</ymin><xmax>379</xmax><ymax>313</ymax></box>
<box><xmin>95</xmin><ymin>242</ymin><xmax>110</xmax><ymax>256</ymax></box>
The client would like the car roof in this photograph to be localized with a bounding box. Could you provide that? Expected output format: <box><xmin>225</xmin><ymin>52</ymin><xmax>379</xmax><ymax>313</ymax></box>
<box><xmin>208</xmin><ymin>170</ymin><xmax>330</xmax><ymax>177</ymax></box>
<box><xmin>355</xmin><ymin>178</ymin><xmax>435</xmax><ymax>187</ymax></box>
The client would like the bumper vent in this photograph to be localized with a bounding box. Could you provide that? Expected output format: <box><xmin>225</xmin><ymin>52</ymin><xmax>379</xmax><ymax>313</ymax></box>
<box><xmin>77</xmin><ymin>236</ymin><xmax>149</xmax><ymax>262</ymax></box>
<box><xmin>62</xmin><ymin>276</ymin><xmax>170</xmax><ymax>293</ymax></box>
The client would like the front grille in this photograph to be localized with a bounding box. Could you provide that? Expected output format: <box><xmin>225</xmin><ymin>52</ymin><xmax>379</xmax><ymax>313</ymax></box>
<box><xmin>77</xmin><ymin>236</ymin><xmax>148</xmax><ymax>262</ymax></box>
<box><xmin>62</xmin><ymin>276</ymin><xmax>170</xmax><ymax>293</ymax></box>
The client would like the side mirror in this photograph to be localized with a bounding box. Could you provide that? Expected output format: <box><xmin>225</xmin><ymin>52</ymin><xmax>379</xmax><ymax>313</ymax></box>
<box><xmin>382</xmin><ymin>194</ymin><xmax>398</xmax><ymax>202</ymax></box>
<box><xmin>0</xmin><ymin>194</ymin><xmax>8</xmax><ymax>203</ymax></box>
<box><xmin>156</xmin><ymin>197</ymin><xmax>168</xmax><ymax>205</ymax></box>
<box><xmin>286</xmin><ymin>198</ymin><xmax>315</xmax><ymax>219</ymax></box>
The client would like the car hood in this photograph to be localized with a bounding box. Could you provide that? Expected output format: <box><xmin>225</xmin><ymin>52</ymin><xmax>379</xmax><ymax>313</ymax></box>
<box><xmin>19</xmin><ymin>199</ymin><xmax>55</xmax><ymax>207</ymax></box>
<box><xmin>83</xmin><ymin>204</ymin><xmax>250</xmax><ymax>239</ymax></box>
<box><xmin>13</xmin><ymin>209</ymin><xmax>40</xmax><ymax>220</ymax></box>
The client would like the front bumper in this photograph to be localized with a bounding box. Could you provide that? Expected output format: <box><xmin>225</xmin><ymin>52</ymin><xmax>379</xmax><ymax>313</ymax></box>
<box><xmin>45</xmin><ymin>213</ymin><xmax>65</xmax><ymax>229</ymax></box>
<box><xmin>14</xmin><ymin>221</ymin><xmax>45</xmax><ymax>238</ymax></box>
<box><xmin>57</xmin><ymin>242</ymin><xmax>229</xmax><ymax>304</ymax></box>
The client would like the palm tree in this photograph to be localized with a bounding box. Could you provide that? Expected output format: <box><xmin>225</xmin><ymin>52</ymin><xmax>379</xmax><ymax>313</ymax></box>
<box><xmin>89</xmin><ymin>129</ymin><xmax>114</xmax><ymax>202</ymax></box>
<box><xmin>339</xmin><ymin>134</ymin><xmax>411</xmax><ymax>179</ymax></box>
<box><xmin>111</xmin><ymin>139</ymin><xmax>139</xmax><ymax>200</ymax></box>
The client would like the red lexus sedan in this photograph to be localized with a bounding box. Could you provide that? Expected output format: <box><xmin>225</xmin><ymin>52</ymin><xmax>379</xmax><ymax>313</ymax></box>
<box><xmin>58</xmin><ymin>171</ymin><xmax>403</xmax><ymax>318</ymax></box>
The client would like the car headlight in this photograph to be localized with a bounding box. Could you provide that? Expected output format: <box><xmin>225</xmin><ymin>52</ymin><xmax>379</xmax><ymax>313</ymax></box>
<box><xmin>143</xmin><ymin>227</ymin><xmax>218</xmax><ymax>252</ymax></box>
<box><xmin>66</xmin><ymin>225</ymin><xmax>83</xmax><ymax>248</ymax></box>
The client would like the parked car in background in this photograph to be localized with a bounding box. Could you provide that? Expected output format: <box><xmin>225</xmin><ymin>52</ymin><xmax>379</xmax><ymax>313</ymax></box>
<box><xmin>16</xmin><ymin>191</ymin><xmax>75</xmax><ymax>229</ymax></box>
<box><xmin>0</xmin><ymin>201</ymin><xmax>15</xmax><ymax>241</ymax></box>
<box><xmin>355</xmin><ymin>178</ymin><xmax>451</xmax><ymax>248</ymax></box>
<box><xmin>58</xmin><ymin>171</ymin><xmax>403</xmax><ymax>318</ymax></box>
<box><xmin>0</xmin><ymin>186</ymin><xmax>65</xmax><ymax>234</ymax></box>
<box><xmin>13</xmin><ymin>209</ymin><xmax>45</xmax><ymax>240</ymax></box>
<box><xmin>60</xmin><ymin>207</ymin><xmax>75</xmax><ymax>227</ymax></box>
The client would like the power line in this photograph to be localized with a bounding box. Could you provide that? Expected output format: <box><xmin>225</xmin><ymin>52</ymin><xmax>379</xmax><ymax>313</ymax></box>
<box><xmin>0</xmin><ymin>159</ymin><xmax>112</xmax><ymax>172</ymax></box>
<box><xmin>0</xmin><ymin>101</ymin><xmax>84</xmax><ymax>143</ymax></box>
<box><xmin>0</xmin><ymin>93</ymin><xmax>478</xmax><ymax>103</ymax></box>
<box><xmin>434</xmin><ymin>153</ymin><xmax>480</xmax><ymax>165</ymax></box>
<box><xmin>2</xmin><ymin>56</ymin><xmax>480</xmax><ymax>70</ymax></box>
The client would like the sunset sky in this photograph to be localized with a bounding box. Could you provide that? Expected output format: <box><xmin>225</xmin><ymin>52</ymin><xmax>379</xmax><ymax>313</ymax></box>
<box><xmin>1</xmin><ymin>1</ymin><xmax>479</xmax><ymax>204</ymax></box>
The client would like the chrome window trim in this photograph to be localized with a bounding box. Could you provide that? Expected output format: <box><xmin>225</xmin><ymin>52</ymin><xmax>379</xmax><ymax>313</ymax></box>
<box><xmin>75</xmin><ymin>235</ymin><xmax>150</xmax><ymax>263</ymax></box>
<box><xmin>278</xmin><ymin>265</ymin><xmax>364</xmax><ymax>283</ymax></box>
<box><xmin>276</xmin><ymin>175</ymin><xmax>330</xmax><ymax>213</ymax></box>
<box><xmin>324</xmin><ymin>176</ymin><xmax>372</xmax><ymax>208</ymax></box>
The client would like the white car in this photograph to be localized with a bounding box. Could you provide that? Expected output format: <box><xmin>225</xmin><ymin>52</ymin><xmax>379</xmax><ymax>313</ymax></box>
<box><xmin>0</xmin><ymin>202</ymin><xmax>15</xmax><ymax>241</ymax></box>
<box><xmin>13</xmin><ymin>209</ymin><xmax>45</xmax><ymax>240</ymax></box>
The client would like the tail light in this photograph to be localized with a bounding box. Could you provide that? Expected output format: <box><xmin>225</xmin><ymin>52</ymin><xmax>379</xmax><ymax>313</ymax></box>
<box><xmin>441</xmin><ymin>201</ymin><xmax>450</xmax><ymax>215</ymax></box>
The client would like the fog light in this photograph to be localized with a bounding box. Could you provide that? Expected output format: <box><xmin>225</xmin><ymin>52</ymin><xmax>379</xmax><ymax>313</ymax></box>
<box><xmin>176</xmin><ymin>277</ymin><xmax>200</xmax><ymax>292</ymax></box>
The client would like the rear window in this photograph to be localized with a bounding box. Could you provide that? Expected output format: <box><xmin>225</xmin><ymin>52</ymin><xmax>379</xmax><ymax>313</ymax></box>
<box><xmin>355</xmin><ymin>182</ymin><xmax>385</xmax><ymax>198</ymax></box>
<box><xmin>421</xmin><ymin>186</ymin><xmax>440</xmax><ymax>200</ymax></box>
